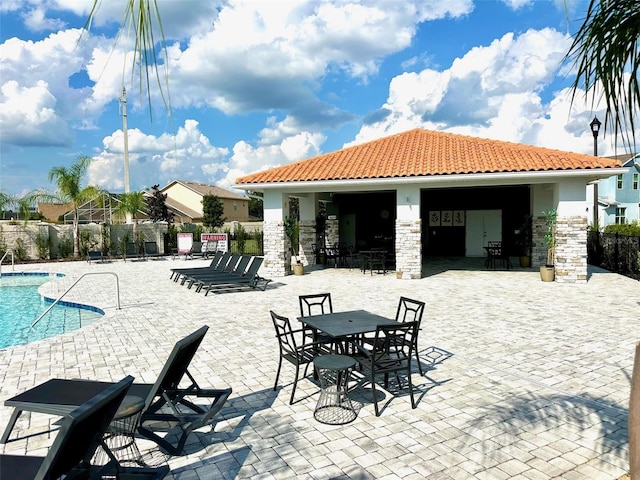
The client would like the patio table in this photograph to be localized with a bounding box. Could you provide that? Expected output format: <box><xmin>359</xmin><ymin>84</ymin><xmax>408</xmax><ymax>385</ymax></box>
<box><xmin>297</xmin><ymin>309</ymin><xmax>398</xmax><ymax>339</ymax></box>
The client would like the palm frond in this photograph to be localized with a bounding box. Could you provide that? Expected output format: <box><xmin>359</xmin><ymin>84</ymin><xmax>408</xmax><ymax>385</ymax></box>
<box><xmin>564</xmin><ymin>0</ymin><xmax>640</xmax><ymax>150</ymax></box>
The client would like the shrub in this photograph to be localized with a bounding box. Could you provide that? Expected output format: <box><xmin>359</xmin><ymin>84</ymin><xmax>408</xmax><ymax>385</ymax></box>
<box><xmin>235</xmin><ymin>223</ymin><xmax>247</xmax><ymax>254</ymax></box>
<box><xmin>13</xmin><ymin>238</ymin><xmax>28</xmax><ymax>261</ymax></box>
<box><xmin>35</xmin><ymin>233</ymin><xmax>51</xmax><ymax>260</ymax></box>
<box><xmin>603</xmin><ymin>221</ymin><xmax>640</xmax><ymax>237</ymax></box>
<box><xmin>58</xmin><ymin>235</ymin><xmax>73</xmax><ymax>258</ymax></box>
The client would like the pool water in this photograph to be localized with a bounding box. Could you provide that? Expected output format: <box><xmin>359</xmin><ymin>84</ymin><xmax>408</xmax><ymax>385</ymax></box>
<box><xmin>0</xmin><ymin>273</ymin><xmax>104</xmax><ymax>350</ymax></box>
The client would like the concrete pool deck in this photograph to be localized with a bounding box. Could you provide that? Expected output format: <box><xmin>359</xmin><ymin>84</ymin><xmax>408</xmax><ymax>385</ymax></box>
<box><xmin>0</xmin><ymin>257</ymin><xmax>637</xmax><ymax>479</ymax></box>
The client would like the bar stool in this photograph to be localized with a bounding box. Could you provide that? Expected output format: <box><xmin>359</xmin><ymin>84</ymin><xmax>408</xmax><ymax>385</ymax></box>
<box><xmin>313</xmin><ymin>354</ymin><xmax>357</xmax><ymax>425</ymax></box>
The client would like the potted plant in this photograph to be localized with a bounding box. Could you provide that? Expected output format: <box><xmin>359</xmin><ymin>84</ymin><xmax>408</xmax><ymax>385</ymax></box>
<box><xmin>540</xmin><ymin>209</ymin><xmax>557</xmax><ymax>282</ymax></box>
<box><xmin>517</xmin><ymin>215</ymin><xmax>532</xmax><ymax>268</ymax></box>
<box><xmin>284</xmin><ymin>216</ymin><xmax>304</xmax><ymax>275</ymax></box>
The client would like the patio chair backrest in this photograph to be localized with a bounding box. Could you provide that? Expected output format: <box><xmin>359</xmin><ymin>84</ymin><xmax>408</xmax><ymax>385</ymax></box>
<box><xmin>207</xmin><ymin>250</ymin><xmax>224</xmax><ymax>268</ymax></box>
<box><xmin>299</xmin><ymin>293</ymin><xmax>333</xmax><ymax>317</ymax></box>
<box><xmin>270</xmin><ymin>311</ymin><xmax>299</xmax><ymax>358</ymax></box>
<box><xmin>35</xmin><ymin>375</ymin><xmax>134</xmax><ymax>480</ymax></box>
<box><xmin>214</xmin><ymin>252</ymin><xmax>233</xmax><ymax>271</ymax></box>
<box><xmin>242</xmin><ymin>256</ymin><xmax>263</xmax><ymax>278</ymax></box>
<box><xmin>370</xmin><ymin>321</ymin><xmax>418</xmax><ymax>367</ymax></box>
<box><xmin>222</xmin><ymin>254</ymin><xmax>242</xmax><ymax>273</ymax></box>
<box><xmin>145</xmin><ymin>326</ymin><xmax>209</xmax><ymax>407</ymax></box>
<box><xmin>395</xmin><ymin>297</ymin><xmax>425</xmax><ymax>328</ymax></box>
<box><xmin>231</xmin><ymin>255</ymin><xmax>251</xmax><ymax>275</ymax></box>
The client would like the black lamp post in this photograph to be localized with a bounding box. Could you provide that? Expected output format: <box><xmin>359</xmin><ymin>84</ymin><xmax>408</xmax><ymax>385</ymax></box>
<box><xmin>590</xmin><ymin>116</ymin><xmax>601</xmax><ymax>230</ymax></box>
<box><xmin>590</xmin><ymin>116</ymin><xmax>601</xmax><ymax>156</ymax></box>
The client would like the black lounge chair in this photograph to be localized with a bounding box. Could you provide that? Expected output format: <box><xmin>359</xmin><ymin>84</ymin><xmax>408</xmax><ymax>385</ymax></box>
<box><xmin>123</xmin><ymin>241</ymin><xmax>145</xmax><ymax>261</ymax></box>
<box><xmin>199</xmin><ymin>256</ymin><xmax>269</xmax><ymax>295</ymax></box>
<box><xmin>170</xmin><ymin>251</ymin><xmax>229</xmax><ymax>283</ymax></box>
<box><xmin>144</xmin><ymin>241</ymin><xmax>162</xmax><ymax>259</ymax></box>
<box><xmin>169</xmin><ymin>250</ymin><xmax>224</xmax><ymax>281</ymax></box>
<box><xmin>185</xmin><ymin>254</ymin><xmax>251</xmax><ymax>290</ymax></box>
<box><xmin>184</xmin><ymin>253</ymin><xmax>247</xmax><ymax>289</ymax></box>
<box><xmin>86</xmin><ymin>250</ymin><xmax>104</xmax><ymax>263</ymax></box>
<box><xmin>1</xmin><ymin>326</ymin><xmax>232</xmax><ymax>456</ymax></box>
<box><xmin>0</xmin><ymin>375</ymin><xmax>168</xmax><ymax>480</ymax></box>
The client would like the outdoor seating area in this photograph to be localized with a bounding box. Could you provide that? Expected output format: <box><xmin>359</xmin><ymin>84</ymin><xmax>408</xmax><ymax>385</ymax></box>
<box><xmin>0</xmin><ymin>257</ymin><xmax>636</xmax><ymax>479</ymax></box>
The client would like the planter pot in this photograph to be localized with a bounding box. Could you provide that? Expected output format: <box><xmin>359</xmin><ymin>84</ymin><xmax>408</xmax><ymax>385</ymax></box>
<box><xmin>519</xmin><ymin>255</ymin><xmax>531</xmax><ymax>268</ymax></box>
<box><xmin>539</xmin><ymin>266</ymin><xmax>555</xmax><ymax>282</ymax></box>
<box><xmin>292</xmin><ymin>263</ymin><xmax>305</xmax><ymax>276</ymax></box>
<box><xmin>396</xmin><ymin>271</ymin><xmax>403</xmax><ymax>279</ymax></box>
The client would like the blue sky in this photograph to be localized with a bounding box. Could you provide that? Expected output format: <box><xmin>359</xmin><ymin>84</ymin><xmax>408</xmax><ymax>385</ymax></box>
<box><xmin>0</xmin><ymin>0</ymin><xmax>636</xmax><ymax>198</ymax></box>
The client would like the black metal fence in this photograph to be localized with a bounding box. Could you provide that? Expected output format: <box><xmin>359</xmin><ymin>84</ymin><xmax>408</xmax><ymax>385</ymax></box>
<box><xmin>228</xmin><ymin>230</ymin><xmax>264</xmax><ymax>256</ymax></box>
<box><xmin>587</xmin><ymin>231</ymin><xmax>640</xmax><ymax>281</ymax></box>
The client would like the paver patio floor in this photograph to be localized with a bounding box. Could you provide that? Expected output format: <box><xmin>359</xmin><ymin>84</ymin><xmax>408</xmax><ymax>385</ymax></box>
<box><xmin>0</xmin><ymin>257</ymin><xmax>637</xmax><ymax>479</ymax></box>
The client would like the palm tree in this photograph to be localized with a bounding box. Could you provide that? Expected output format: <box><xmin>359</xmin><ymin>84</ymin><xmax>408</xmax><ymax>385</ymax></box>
<box><xmin>45</xmin><ymin>155</ymin><xmax>101</xmax><ymax>257</ymax></box>
<box><xmin>564</xmin><ymin>0</ymin><xmax>639</xmax><ymax>149</ymax></box>
<box><xmin>114</xmin><ymin>191</ymin><xmax>147</xmax><ymax>242</ymax></box>
<box><xmin>0</xmin><ymin>191</ymin><xmax>34</xmax><ymax>222</ymax></box>
<box><xmin>84</xmin><ymin>0</ymin><xmax>170</xmax><ymax>118</ymax></box>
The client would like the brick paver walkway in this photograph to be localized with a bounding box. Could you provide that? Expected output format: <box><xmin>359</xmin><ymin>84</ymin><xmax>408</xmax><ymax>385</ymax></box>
<box><xmin>0</xmin><ymin>257</ymin><xmax>636</xmax><ymax>479</ymax></box>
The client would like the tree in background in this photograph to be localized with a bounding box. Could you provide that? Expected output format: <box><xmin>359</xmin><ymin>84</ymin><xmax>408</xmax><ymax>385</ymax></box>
<box><xmin>202</xmin><ymin>194</ymin><xmax>225</xmax><ymax>230</ymax></box>
<box><xmin>146</xmin><ymin>184</ymin><xmax>174</xmax><ymax>225</ymax></box>
<box><xmin>565</xmin><ymin>0</ymin><xmax>639</xmax><ymax>149</ymax></box>
<box><xmin>247</xmin><ymin>192</ymin><xmax>264</xmax><ymax>219</ymax></box>
<box><xmin>114</xmin><ymin>191</ymin><xmax>147</xmax><ymax>244</ymax></box>
<box><xmin>43</xmin><ymin>155</ymin><xmax>101</xmax><ymax>257</ymax></box>
<box><xmin>0</xmin><ymin>191</ymin><xmax>35</xmax><ymax>222</ymax></box>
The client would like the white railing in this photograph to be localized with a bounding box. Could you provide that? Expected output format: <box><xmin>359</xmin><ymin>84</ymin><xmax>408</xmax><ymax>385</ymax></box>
<box><xmin>31</xmin><ymin>272</ymin><xmax>121</xmax><ymax>329</ymax></box>
<box><xmin>0</xmin><ymin>250</ymin><xmax>14</xmax><ymax>275</ymax></box>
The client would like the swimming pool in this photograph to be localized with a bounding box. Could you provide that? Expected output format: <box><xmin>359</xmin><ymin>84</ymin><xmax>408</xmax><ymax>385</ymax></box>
<box><xmin>0</xmin><ymin>273</ymin><xmax>104</xmax><ymax>349</ymax></box>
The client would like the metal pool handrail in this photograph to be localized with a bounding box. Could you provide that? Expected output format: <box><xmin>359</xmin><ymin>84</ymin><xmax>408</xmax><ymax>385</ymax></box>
<box><xmin>31</xmin><ymin>272</ymin><xmax>121</xmax><ymax>329</ymax></box>
<box><xmin>0</xmin><ymin>250</ymin><xmax>15</xmax><ymax>275</ymax></box>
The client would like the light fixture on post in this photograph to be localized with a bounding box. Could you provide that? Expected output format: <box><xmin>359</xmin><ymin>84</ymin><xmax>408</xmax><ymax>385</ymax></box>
<box><xmin>590</xmin><ymin>116</ymin><xmax>601</xmax><ymax>230</ymax></box>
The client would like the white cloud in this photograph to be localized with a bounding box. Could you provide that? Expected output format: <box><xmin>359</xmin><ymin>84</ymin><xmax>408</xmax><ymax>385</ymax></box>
<box><xmin>0</xmin><ymin>80</ymin><xmax>71</xmax><ymax>146</ymax></box>
<box><xmin>349</xmin><ymin>28</ymin><xmax>584</xmax><ymax>149</ymax></box>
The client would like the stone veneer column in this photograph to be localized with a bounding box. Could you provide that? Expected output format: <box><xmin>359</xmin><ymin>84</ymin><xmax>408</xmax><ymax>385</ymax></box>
<box><xmin>298</xmin><ymin>221</ymin><xmax>315</xmax><ymax>265</ymax></box>
<box><xmin>555</xmin><ymin>216</ymin><xmax>588</xmax><ymax>284</ymax></box>
<box><xmin>531</xmin><ymin>215</ymin><xmax>588</xmax><ymax>283</ymax></box>
<box><xmin>262</xmin><ymin>220</ymin><xmax>287</xmax><ymax>277</ymax></box>
<box><xmin>395</xmin><ymin>218</ymin><xmax>421</xmax><ymax>279</ymax></box>
<box><xmin>325</xmin><ymin>219</ymin><xmax>339</xmax><ymax>248</ymax></box>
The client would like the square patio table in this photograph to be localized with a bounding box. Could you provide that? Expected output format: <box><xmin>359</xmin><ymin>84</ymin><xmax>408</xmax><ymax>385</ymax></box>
<box><xmin>298</xmin><ymin>310</ymin><xmax>398</xmax><ymax>338</ymax></box>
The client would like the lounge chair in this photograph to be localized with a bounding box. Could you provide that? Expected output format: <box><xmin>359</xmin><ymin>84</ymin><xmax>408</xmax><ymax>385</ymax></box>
<box><xmin>184</xmin><ymin>254</ymin><xmax>251</xmax><ymax>290</ymax></box>
<box><xmin>178</xmin><ymin>252</ymin><xmax>234</xmax><ymax>285</ymax></box>
<box><xmin>169</xmin><ymin>251</ymin><xmax>225</xmax><ymax>281</ymax></box>
<box><xmin>1</xmin><ymin>326</ymin><xmax>232</xmax><ymax>456</ymax></box>
<box><xmin>0</xmin><ymin>375</ymin><xmax>168</xmax><ymax>480</ymax></box>
<box><xmin>123</xmin><ymin>241</ymin><xmax>144</xmax><ymax>262</ymax></box>
<box><xmin>183</xmin><ymin>253</ymin><xmax>244</xmax><ymax>289</ymax></box>
<box><xmin>144</xmin><ymin>241</ymin><xmax>162</xmax><ymax>259</ymax></box>
<box><xmin>86</xmin><ymin>250</ymin><xmax>104</xmax><ymax>263</ymax></box>
<box><xmin>200</xmin><ymin>257</ymin><xmax>271</xmax><ymax>295</ymax></box>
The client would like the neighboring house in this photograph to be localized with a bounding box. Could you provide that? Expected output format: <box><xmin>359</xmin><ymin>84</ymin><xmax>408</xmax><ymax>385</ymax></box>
<box><xmin>38</xmin><ymin>202</ymin><xmax>73</xmax><ymax>222</ymax></box>
<box><xmin>159</xmin><ymin>180</ymin><xmax>249</xmax><ymax>223</ymax></box>
<box><xmin>587</xmin><ymin>153</ymin><xmax>640</xmax><ymax>228</ymax></box>
<box><xmin>235</xmin><ymin>128</ymin><xmax>627</xmax><ymax>283</ymax></box>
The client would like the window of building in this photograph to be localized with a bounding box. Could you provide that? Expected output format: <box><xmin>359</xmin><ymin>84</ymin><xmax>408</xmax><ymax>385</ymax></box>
<box><xmin>615</xmin><ymin>207</ymin><xmax>627</xmax><ymax>224</ymax></box>
<box><xmin>617</xmin><ymin>174</ymin><xmax>624</xmax><ymax>189</ymax></box>
<box><xmin>233</xmin><ymin>201</ymin><xmax>237</xmax><ymax>211</ymax></box>
<box><xmin>633</xmin><ymin>173</ymin><xmax>639</xmax><ymax>190</ymax></box>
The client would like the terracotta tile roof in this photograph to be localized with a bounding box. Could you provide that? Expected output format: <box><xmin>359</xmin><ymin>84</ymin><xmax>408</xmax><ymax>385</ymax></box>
<box><xmin>236</xmin><ymin>128</ymin><xmax>622</xmax><ymax>184</ymax></box>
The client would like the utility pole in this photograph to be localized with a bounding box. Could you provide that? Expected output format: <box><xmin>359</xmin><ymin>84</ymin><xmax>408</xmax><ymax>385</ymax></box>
<box><xmin>120</xmin><ymin>87</ymin><xmax>132</xmax><ymax>224</ymax></box>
